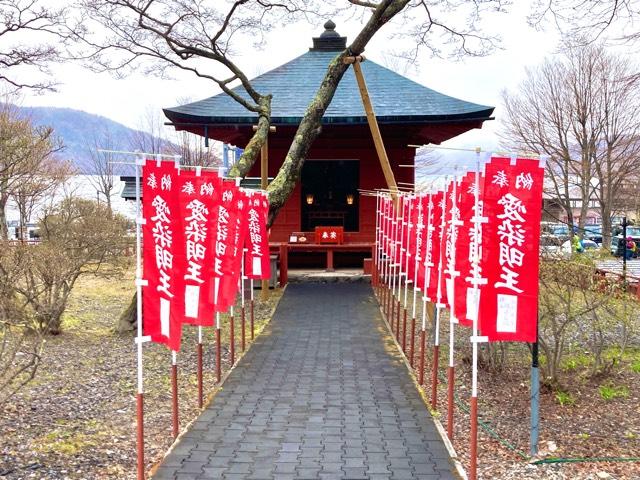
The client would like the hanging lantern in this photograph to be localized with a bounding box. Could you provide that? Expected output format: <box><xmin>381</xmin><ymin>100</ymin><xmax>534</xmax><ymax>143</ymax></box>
<box><xmin>346</xmin><ymin>193</ymin><xmax>354</xmax><ymax>205</ymax></box>
<box><xmin>306</xmin><ymin>193</ymin><xmax>314</xmax><ymax>205</ymax></box>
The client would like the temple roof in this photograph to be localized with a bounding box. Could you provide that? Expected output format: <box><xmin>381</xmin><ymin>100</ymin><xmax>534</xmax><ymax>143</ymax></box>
<box><xmin>163</xmin><ymin>22</ymin><xmax>493</xmax><ymax>128</ymax></box>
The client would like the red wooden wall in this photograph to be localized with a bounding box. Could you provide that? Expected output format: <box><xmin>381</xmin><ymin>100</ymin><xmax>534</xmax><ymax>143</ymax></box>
<box><xmin>247</xmin><ymin>126</ymin><xmax>415</xmax><ymax>243</ymax></box>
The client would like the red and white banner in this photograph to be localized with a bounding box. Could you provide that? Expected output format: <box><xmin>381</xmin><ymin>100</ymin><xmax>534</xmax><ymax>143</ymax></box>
<box><xmin>244</xmin><ymin>191</ymin><xmax>271</xmax><ymax>280</ymax></box>
<box><xmin>453</xmin><ymin>172</ymin><xmax>480</xmax><ymax>327</ymax></box>
<box><xmin>443</xmin><ymin>178</ymin><xmax>462</xmax><ymax>312</ymax></box>
<box><xmin>219</xmin><ymin>187</ymin><xmax>250</xmax><ymax>311</ymax></box>
<box><xmin>425</xmin><ymin>190</ymin><xmax>444</xmax><ymax>302</ymax></box>
<box><xmin>478</xmin><ymin>157</ymin><xmax>545</xmax><ymax>342</ymax></box>
<box><xmin>408</xmin><ymin>194</ymin><xmax>425</xmax><ymax>284</ymax></box>
<box><xmin>142</xmin><ymin>160</ymin><xmax>184</xmax><ymax>351</ymax></box>
<box><xmin>176</xmin><ymin>169</ymin><xmax>221</xmax><ymax>326</ymax></box>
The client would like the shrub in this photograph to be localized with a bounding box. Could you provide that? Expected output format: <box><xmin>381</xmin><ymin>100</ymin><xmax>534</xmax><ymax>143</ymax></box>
<box><xmin>555</xmin><ymin>390</ymin><xmax>576</xmax><ymax>406</ymax></box>
<box><xmin>598</xmin><ymin>384</ymin><xmax>629</xmax><ymax>401</ymax></box>
<box><xmin>16</xmin><ymin>197</ymin><xmax>130</xmax><ymax>334</ymax></box>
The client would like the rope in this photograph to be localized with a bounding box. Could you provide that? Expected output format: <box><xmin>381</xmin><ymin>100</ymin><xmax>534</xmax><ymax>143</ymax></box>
<box><xmin>435</xmin><ymin>371</ymin><xmax>530</xmax><ymax>460</ymax></box>
<box><xmin>532</xmin><ymin>457</ymin><xmax>640</xmax><ymax>465</ymax></box>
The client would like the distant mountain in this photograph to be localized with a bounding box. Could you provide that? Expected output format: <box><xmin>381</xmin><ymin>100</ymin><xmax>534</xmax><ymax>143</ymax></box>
<box><xmin>18</xmin><ymin>106</ymin><xmax>167</xmax><ymax>174</ymax></box>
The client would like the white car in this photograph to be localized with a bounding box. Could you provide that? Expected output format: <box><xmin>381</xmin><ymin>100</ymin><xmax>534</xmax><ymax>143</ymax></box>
<box><xmin>560</xmin><ymin>239</ymin><xmax>598</xmax><ymax>256</ymax></box>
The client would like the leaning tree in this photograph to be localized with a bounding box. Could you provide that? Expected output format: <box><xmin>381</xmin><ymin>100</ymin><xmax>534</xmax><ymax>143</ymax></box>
<box><xmin>72</xmin><ymin>0</ymin><xmax>508</xmax><ymax>331</ymax></box>
<box><xmin>73</xmin><ymin>0</ymin><xmax>506</xmax><ymax>222</ymax></box>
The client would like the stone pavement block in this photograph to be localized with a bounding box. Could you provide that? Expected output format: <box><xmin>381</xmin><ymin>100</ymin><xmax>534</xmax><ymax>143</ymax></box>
<box><xmin>389</xmin><ymin>469</ymin><xmax>416</xmax><ymax>480</ymax></box>
<box><xmin>342</xmin><ymin>467</ymin><xmax>369</xmax><ymax>478</ymax></box>
<box><xmin>176</xmin><ymin>460</ymin><xmax>206</xmax><ymax>474</ymax></box>
<box><xmin>226</xmin><ymin>462</ymin><xmax>252</xmax><ymax>474</ymax></box>
<box><xmin>150</xmin><ymin>467</ymin><xmax>176</xmax><ymax>479</ymax></box>
<box><xmin>273</xmin><ymin>462</ymin><xmax>298</xmax><ymax>474</ymax></box>
<box><xmin>296</xmin><ymin>467</ymin><xmax>322</xmax><ymax>478</ymax></box>
<box><xmin>199</xmin><ymin>466</ymin><xmax>227</xmax><ymax>477</ymax></box>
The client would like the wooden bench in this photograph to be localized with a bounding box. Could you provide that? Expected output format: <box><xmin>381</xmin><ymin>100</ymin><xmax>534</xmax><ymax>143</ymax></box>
<box><xmin>271</xmin><ymin>242</ymin><xmax>375</xmax><ymax>285</ymax></box>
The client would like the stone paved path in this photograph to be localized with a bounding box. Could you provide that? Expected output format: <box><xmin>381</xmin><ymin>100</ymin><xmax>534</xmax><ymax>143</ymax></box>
<box><xmin>153</xmin><ymin>283</ymin><xmax>459</xmax><ymax>480</ymax></box>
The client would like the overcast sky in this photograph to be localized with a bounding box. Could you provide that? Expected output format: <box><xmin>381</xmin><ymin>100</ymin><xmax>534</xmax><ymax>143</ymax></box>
<box><xmin>18</xmin><ymin>2</ymin><xmax>566</xmax><ymax>158</ymax></box>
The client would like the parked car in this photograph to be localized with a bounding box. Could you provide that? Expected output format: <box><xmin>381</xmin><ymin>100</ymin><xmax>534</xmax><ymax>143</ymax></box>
<box><xmin>561</xmin><ymin>238</ymin><xmax>599</xmax><ymax>257</ymax></box>
<box><xmin>583</xmin><ymin>225</ymin><xmax>603</xmax><ymax>245</ymax></box>
<box><xmin>541</xmin><ymin>223</ymin><xmax>571</xmax><ymax>241</ymax></box>
<box><xmin>610</xmin><ymin>226</ymin><xmax>640</xmax><ymax>257</ymax></box>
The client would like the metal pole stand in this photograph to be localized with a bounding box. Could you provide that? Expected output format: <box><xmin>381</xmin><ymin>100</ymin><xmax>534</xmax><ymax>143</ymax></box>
<box><xmin>171</xmin><ymin>351</ymin><xmax>179</xmax><ymax>439</ymax></box>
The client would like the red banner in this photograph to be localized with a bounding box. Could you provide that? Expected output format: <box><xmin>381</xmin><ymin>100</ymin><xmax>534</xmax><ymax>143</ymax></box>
<box><xmin>244</xmin><ymin>191</ymin><xmax>271</xmax><ymax>280</ymax></box>
<box><xmin>452</xmin><ymin>172</ymin><xmax>477</xmax><ymax>327</ymax></box>
<box><xmin>442</xmin><ymin>178</ymin><xmax>462</xmax><ymax>312</ymax></box>
<box><xmin>399</xmin><ymin>196</ymin><xmax>410</xmax><ymax>274</ymax></box>
<box><xmin>219</xmin><ymin>187</ymin><xmax>250</xmax><ymax>311</ymax></box>
<box><xmin>212</xmin><ymin>180</ymin><xmax>240</xmax><ymax>311</ymax></box>
<box><xmin>426</xmin><ymin>191</ymin><xmax>444</xmax><ymax>302</ymax></box>
<box><xmin>407</xmin><ymin>195</ymin><xmax>422</xmax><ymax>285</ymax></box>
<box><xmin>142</xmin><ymin>160</ymin><xmax>184</xmax><ymax>351</ymax></box>
<box><xmin>478</xmin><ymin>157</ymin><xmax>545</xmax><ymax>342</ymax></box>
<box><xmin>413</xmin><ymin>194</ymin><xmax>429</xmax><ymax>291</ymax></box>
<box><xmin>383</xmin><ymin>196</ymin><xmax>393</xmax><ymax>262</ymax></box>
<box><xmin>174</xmin><ymin>170</ymin><xmax>222</xmax><ymax>325</ymax></box>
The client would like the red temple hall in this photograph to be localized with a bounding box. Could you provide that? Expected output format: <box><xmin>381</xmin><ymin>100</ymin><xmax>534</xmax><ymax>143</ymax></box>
<box><xmin>162</xmin><ymin>21</ymin><xmax>494</xmax><ymax>274</ymax></box>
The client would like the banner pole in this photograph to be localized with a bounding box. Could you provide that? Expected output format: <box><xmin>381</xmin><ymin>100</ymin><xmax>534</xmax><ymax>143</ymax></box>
<box><xmin>373</xmin><ymin>193</ymin><xmax>379</xmax><ymax>292</ymax></box>
<box><xmin>134</xmin><ymin>155</ymin><xmax>145</xmax><ymax>480</ymax></box>
<box><xmin>469</xmin><ymin>149</ymin><xmax>484</xmax><ymax>480</ymax></box>
<box><xmin>402</xmin><ymin>196</ymin><xmax>412</xmax><ymax>353</ymax></box>
<box><xmin>371</xmin><ymin>193</ymin><xmax>380</xmax><ymax>294</ymax></box>
<box><xmin>241</xmin><ymin>251</ymin><xmax>246</xmax><ymax>352</ymax></box>
<box><xmin>410</xmin><ymin>195</ymin><xmax>421</xmax><ymax>368</ymax></box>
<box><xmin>447</xmin><ymin>174</ymin><xmax>461</xmax><ymax>441</ymax></box>
<box><xmin>530</xmin><ymin>319</ymin><xmax>540</xmax><ymax>456</ymax></box>
<box><xmin>384</xmin><ymin>197</ymin><xmax>391</xmax><ymax>315</ymax></box>
<box><xmin>432</xmin><ymin>177</ymin><xmax>448</xmax><ymax>411</ymax></box>
<box><xmin>418</xmin><ymin>192</ymin><xmax>432</xmax><ymax>385</ymax></box>
<box><xmin>396</xmin><ymin>195</ymin><xmax>406</xmax><ymax>341</ymax></box>
<box><xmin>230</xmin><ymin>306</ymin><xmax>235</xmax><ymax>365</ymax></box>
<box><xmin>171</xmin><ymin>350</ymin><xmax>179</xmax><ymax>439</ymax></box>
<box><xmin>197</xmin><ymin>327</ymin><xmax>203</xmax><ymax>408</ymax></box>
<box><xmin>216</xmin><ymin>312</ymin><xmax>222</xmax><ymax>383</ymax></box>
<box><xmin>390</xmin><ymin>204</ymin><xmax>397</xmax><ymax>329</ymax></box>
<box><xmin>250</xmin><ymin>278</ymin><xmax>255</xmax><ymax>340</ymax></box>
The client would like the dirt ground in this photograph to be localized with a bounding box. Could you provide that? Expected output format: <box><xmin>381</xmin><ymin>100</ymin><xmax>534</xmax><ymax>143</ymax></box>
<box><xmin>0</xmin><ymin>269</ymin><xmax>283</xmax><ymax>480</ymax></box>
<box><xmin>387</xmin><ymin>293</ymin><xmax>640</xmax><ymax>480</ymax></box>
<box><xmin>2</xmin><ymin>275</ymin><xmax>639</xmax><ymax>480</ymax></box>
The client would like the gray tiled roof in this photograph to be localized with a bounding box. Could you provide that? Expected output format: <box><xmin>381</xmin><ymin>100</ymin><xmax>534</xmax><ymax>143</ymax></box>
<box><xmin>163</xmin><ymin>50</ymin><xmax>493</xmax><ymax>126</ymax></box>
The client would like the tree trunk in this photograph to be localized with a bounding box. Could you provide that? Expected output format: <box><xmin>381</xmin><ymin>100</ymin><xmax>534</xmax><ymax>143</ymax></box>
<box><xmin>0</xmin><ymin>194</ymin><xmax>8</xmax><ymax>240</ymax></box>
<box><xmin>267</xmin><ymin>0</ymin><xmax>410</xmax><ymax>222</ymax></box>
<box><xmin>117</xmin><ymin>292</ymin><xmax>137</xmax><ymax>332</ymax></box>
<box><xmin>228</xmin><ymin>96</ymin><xmax>272</xmax><ymax>178</ymax></box>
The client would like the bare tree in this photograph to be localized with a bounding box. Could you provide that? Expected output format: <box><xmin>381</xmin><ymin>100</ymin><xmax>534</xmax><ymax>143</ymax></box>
<box><xmin>0</xmin><ymin>0</ymin><xmax>68</xmax><ymax>92</ymax></box>
<box><xmin>12</xmin><ymin>156</ymin><xmax>73</xmax><ymax>241</ymax></box>
<box><xmin>501</xmin><ymin>44</ymin><xmax>640</xmax><ymax>243</ymax></box>
<box><xmin>0</xmin><ymin>102</ymin><xmax>62</xmax><ymax>239</ymax></box>
<box><xmin>74</xmin><ymin>0</ymin><xmax>506</xmax><ymax>223</ymax></box>
<box><xmin>85</xmin><ymin>129</ymin><xmax>120</xmax><ymax>213</ymax></box>
<box><xmin>166</xmin><ymin>130</ymin><xmax>220</xmax><ymax>167</ymax></box>
<box><xmin>128</xmin><ymin>105</ymin><xmax>169</xmax><ymax>155</ymax></box>
<box><xmin>164</xmin><ymin>97</ymin><xmax>220</xmax><ymax>168</ymax></box>
<box><xmin>529</xmin><ymin>0</ymin><xmax>640</xmax><ymax>42</ymax></box>
<box><xmin>591</xmin><ymin>51</ymin><xmax>640</xmax><ymax>246</ymax></box>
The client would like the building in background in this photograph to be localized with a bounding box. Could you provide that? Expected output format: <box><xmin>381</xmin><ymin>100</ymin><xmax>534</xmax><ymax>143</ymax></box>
<box><xmin>160</xmin><ymin>22</ymin><xmax>494</xmax><ymax>269</ymax></box>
